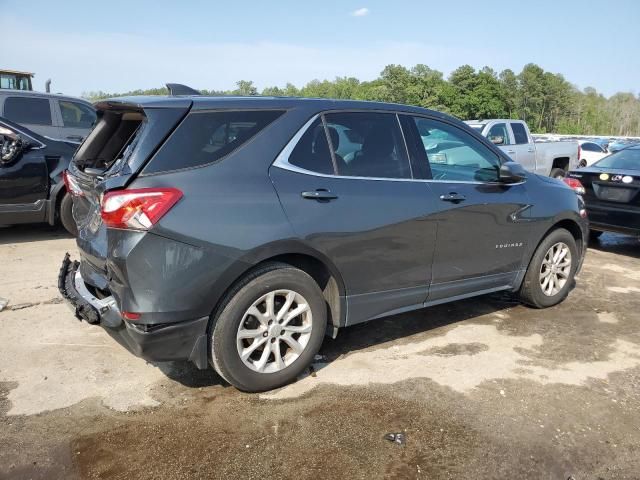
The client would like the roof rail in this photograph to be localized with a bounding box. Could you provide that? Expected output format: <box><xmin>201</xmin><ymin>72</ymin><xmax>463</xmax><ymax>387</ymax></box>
<box><xmin>166</xmin><ymin>83</ymin><xmax>201</xmax><ymax>96</ymax></box>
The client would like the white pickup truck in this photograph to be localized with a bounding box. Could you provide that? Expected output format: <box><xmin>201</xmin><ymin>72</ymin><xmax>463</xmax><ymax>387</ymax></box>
<box><xmin>465</xmin><ymin>119</ymin><xmax>579</xmax><ymax>178</ymax></box>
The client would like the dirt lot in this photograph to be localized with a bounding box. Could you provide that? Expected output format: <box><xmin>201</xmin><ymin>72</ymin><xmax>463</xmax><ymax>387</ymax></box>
<box><xmin>1</xmin><ymin>225</ymin><xmax>639</xmax><ymax>479</ymax></box>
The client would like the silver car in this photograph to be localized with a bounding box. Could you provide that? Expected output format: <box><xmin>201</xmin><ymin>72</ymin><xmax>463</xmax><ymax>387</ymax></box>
<box><xmin>0</xmin><ymin>90</ymin><xmax>96</xmax><ymax>142</ymax></box>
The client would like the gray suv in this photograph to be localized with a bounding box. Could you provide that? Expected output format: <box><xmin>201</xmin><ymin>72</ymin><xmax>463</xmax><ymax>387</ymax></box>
<box><xmin>0</xmin><ymin>90</ymin><xmax>96</xmax><ymax>142</ymax></box>
<box><xmin>59</xmin><ymin>95</ymin><xmax>588</xmax><ymax>392</ymax></box>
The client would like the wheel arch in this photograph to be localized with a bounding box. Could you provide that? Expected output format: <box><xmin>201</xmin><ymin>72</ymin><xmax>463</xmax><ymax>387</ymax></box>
<box><xmin>551</xmin><ymin>157</ymin><xmax>570</xmax><ymax>172</ymax></box>
<box><xmin>516</xmin><ymin>216</ymin><xmax>585</xmax><ymax>291</ymax></box>
<box><xmin>209</xmin><ymin>241</ymin><xmax>347</xmax><ymax>337</ymax></box>
<box><xmin>47</xmin><ymin>180</ymin><xmax>67</xmax><ymax>225</ymax></box>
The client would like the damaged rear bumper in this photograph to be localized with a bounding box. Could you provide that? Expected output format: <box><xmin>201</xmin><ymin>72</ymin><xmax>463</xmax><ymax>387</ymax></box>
<box><xmin>58</xmin><ymin>253</ymin><xmax>210</xmax><ymax>369</ymax></box>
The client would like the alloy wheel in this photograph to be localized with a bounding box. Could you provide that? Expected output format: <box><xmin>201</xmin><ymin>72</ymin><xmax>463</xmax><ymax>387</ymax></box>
<box><xmin>236</xmin><ymin>290</ymin><xmax>312</xmax><ymax>373</ymax></box>
<box><xmin>539</xmin><ymin>242</ymin><xmax>572</xmax><ymax>296</ymax></box>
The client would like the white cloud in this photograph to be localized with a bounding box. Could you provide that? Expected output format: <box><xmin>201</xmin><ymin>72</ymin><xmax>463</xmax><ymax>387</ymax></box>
<box><xmin>351</xmin><ymin>7</ymin><xmax>370</xmax><ymax>17</ymax></box>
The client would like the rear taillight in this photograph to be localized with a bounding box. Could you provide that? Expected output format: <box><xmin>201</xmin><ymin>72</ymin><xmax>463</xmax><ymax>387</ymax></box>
<box><xmin>63</xmin><ymin>170</ymin><xmax>84</xmax><ymax>197</ymax></box>
<box><xmin>101</xmin><ymin>188</ymin><xmax>182</xmax><ymax>230</ymax></box>
<box><xmin>563</xmin><ymin>177</ymin><xmax>586</xmax><ymax>195</ymax></box>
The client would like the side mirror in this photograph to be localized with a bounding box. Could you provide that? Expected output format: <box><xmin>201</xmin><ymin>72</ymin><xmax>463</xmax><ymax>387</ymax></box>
<box><xmin>0</xmin><ymin>126</ymin><xmax>26</xmax><ymax>164</ymax></box>
<box><xmin>489</xmin><ymin>135</ymin><xmax>504</xmax><ymax>145</ymax></box>
<box><xmin>499</xmin><ymin>161</ymin><xmax>527</xmax><ymax>184</ymax></box>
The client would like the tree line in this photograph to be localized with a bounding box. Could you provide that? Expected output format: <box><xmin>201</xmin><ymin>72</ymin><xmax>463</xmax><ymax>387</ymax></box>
<box><xmin>84</xmin><ymin>63</ymin><xmax>640</xmax><ymax>136</ymax></box>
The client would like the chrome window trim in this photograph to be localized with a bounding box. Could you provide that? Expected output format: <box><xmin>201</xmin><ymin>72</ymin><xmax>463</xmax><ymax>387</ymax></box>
<box><xmin>272</xmin><ymin>112</ymin><xmax>521</xmax><ymax>186</ymax></box>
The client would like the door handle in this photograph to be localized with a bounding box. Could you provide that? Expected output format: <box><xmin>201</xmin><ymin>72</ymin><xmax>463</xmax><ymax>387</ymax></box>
<box><xmin>66</xmin><ymin>135</ymin><xmax>83</xmax><ymax>142</ymax></box>
<box><xmin>506</xmin><ymin>150</ymin><xmax>516</xmax><ymax>155</ymax></box>
<box><xmin>527</xmin><ymin>148</ymin><xmax>535</xmax><ymax>153</ymax></box>
<box><xmin>301</xmin><ymin>189</ymin><xmax>338</xmax><ymax>201</ymax></box>
<box><xmin>439</xmin><ymin>192</ymin><xmax>466</xmax><ymax>203</ymax></box>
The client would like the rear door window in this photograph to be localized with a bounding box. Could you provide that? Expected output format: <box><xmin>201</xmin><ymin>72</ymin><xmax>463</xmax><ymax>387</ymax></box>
<box><xmin>59</xmin><ymin>100</ymin><xmax>96</xmax><ymax>128</ymax></box>
<box><xmin>510</xmin><ymin>123</ymin><xmax>529</xmax><ymax>144</ymax></box>
<box><xmin>323</xmin><ymin>112</ymin><xmax>411</xmax><ymax>179</ymax></box>
<box><xmin>146</xmin><ymin>110</ymin><xmax>284</xmax><ymax>173</ymax></box>
<box><xmin>288</xmin><ymin>117</ymin><xmax>335</xmax><ymax>175</ymax></box>
<box><xmin>4</xmin><ymin>97</ymin><xmax>52</xmax><ymax>125</ymax></box>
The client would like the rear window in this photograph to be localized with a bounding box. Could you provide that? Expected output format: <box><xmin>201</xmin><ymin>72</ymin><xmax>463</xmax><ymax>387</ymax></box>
<box><xmin>594</xmin><ymin>148</ymin><xmax>640</xmax><ymax>171</ymax></box>
<box><xmin>4</xmin><ymin>97</ymin><xmax>52</xmax><ymax>125</ymax></box>
<box><xmin>145</xmin><ymin>110</ymin><xmax>284</xmax><ymax>173</ymax></box>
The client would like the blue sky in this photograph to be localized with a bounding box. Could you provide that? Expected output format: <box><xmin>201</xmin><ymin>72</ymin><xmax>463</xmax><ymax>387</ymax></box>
<box><xmin>1</xmin><ymin>0</ymin><xmax>638</xmax><ymax>97</ymax></box>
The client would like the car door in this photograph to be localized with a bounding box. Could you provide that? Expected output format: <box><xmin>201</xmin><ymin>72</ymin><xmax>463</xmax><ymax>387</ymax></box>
<box><xmin>0</xmin><ymin>123</ymin><xmax>49</xmax><ymax>223</ymax></box>
<box><xmin>270</xmin><ymin>111</ymin><xmax>439</xmax><ymax>325</ymax></box>
<box><xmin>401</xmin><ymin>115</ymin><xmax>533</xmax><ymax>301</ymax></box>
<box><xmin>57</xmin><ymin>99</ymin><xmax>97</xmax><ymax>142</ymax></box>
<box><xmin>485</xmin><ymin>122</ymin><xmax>516</xmax><ymax>160</ymax></box>
<box><xmin>510</xmin><ymin>121</ymin><xmax>536</xmax><ymax>172</ymax></box>
<box><xmin>2</xmin><ymin>95</ymin><xmax>59</xmax><ymax>139</ymax></box>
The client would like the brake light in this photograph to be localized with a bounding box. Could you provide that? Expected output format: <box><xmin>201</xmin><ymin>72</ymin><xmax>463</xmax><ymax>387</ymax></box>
<box><xmin>122</xmin><ymin>311</ymin><xmax>141</xmax><ymax>321</ymax></box>
<box><xmin>563</xmin><ymin>177</ymin><xmax>586</xmax><ymax>195</ymax></box>
<box><xmin>63</xmin><ymin>170</ymin><xmax>84</xmax><ymax>197</ymax></box>
<box><xmin>101</xmin><ymin>188</ymin><xmax>182</xmax><ymax>230</ymax></box>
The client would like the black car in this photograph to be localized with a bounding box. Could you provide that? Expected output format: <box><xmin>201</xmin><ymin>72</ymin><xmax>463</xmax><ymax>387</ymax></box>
<box><xmin>59</xmin><ymin>94</ymin><xmax>587</xmax><ymax>392</ymax></box>
<box><xmin>0</xmin><ymin>117</ymin><xmax>78</xmax><ymax>235</ymax></box>
<box><xmin>567</xmin><ymin>145</ymin><xmax>640</xmax><ymax>239</ymax></box>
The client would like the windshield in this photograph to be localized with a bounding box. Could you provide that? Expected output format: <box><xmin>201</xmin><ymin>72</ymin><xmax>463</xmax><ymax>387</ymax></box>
<box><xmin>594</xmin><ymin>147</ymin><xmax>640</xmax><ymax>171</ymax></box>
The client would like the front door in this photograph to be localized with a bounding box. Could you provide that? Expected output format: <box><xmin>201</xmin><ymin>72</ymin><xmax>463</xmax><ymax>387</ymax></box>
<box><xmin>402</xmin><ymin>115</ymin><xmax>532</xmax><ymax>301</ymax></box>
<box><xmin>270</xmin><ymin>112</ymin><xmax>438</xmax><ymax>325</ymax></box>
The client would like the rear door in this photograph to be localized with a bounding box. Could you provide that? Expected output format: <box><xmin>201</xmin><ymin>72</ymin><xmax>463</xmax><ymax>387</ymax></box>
<box><xmin>402</xmin><ymin>115</ymin><xmax>532</xmax><ymax>301</ymax></box>
<box><xmin>1</xmin><ymin>95</ymin><xmax>59</xmax><ymax>139</ymax></box>
<box><xmin>271</xmin><ymin>111</ymin><xmax>439</xmax><ymax>325</ymax></box>
<box><xmin>510</xmin><ymin>122</ymin><xmax>536</xmax><ymax>172</ymax></box>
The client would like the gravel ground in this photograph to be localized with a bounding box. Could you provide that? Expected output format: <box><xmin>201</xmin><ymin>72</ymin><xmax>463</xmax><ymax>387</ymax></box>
<box><xmin>0</xmin><ymin>224</ymin><xmax>639</xmax><ymax>479</ymax></box>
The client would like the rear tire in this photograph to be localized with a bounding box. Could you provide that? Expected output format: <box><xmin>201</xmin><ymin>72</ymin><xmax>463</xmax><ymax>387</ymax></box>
<box><xmin>550</xmin><ymin>168</ymin><xmax>566</xmax><ymax>179</ymax></box>
<box><xmin>210</xmin><ymin>263</ymin><xmax>327</xmax><ymax>392</ymax></box>
<box><xmin>59</xmin><ymin>193</ymin><xmax>78</xmax><ymax>237</ymax></box>
<box><xmin>519</xmin><ymin>228</ymin><xmax>578</xmax><ymax>308</ymax></box>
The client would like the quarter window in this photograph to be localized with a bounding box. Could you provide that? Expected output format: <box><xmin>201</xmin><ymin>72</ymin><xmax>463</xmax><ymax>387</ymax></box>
<box><xmin>408</xmin><ymin>116</ymin><xmax>501</xmax><ymax>182</ymax></box>
<box><xmin>323</xmin><ymin>112</ymin><xmax>411</xmax><ymax>179</ymax></box>
<box><xmin>486</xmin><ymin>123</ymin><xmax>510</xmax><ymax>146</ymax></box>
<box><xmin>4</xmin><ymin>97</ymin><xmax>52</xmax><ymax>125</ymax></box>
<box><xmin>59</xmin><ymin>101</ymin><xmax>96</xmax><ymax>128</ymax></box>
<box><xmin>510</xmin><ymin>123</ymin><xmax>529</xmax><ymax>144</ymax></box>
<box><xmin>146</xmin><ymin>110</ymin><xmax>284</xmax><ymax>173</ymax></box>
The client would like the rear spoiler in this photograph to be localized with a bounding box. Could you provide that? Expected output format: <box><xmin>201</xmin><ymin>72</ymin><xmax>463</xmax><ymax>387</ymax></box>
<box><xmin>166</xmin><ymin>83</ymin><xmax>201</xmax><ymax>96</ymax></box>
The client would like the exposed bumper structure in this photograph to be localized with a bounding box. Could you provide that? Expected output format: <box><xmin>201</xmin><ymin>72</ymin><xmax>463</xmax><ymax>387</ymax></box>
<box><xmin>58</xmin><ymin>253</ymin><xmax>210</xmax><ymax>369</ymax></box>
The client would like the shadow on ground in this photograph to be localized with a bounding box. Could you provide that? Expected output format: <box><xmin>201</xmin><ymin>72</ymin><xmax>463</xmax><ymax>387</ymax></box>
<box><xmin>161</xmin><ymin>292</ymin><xmax>516</xmax><ymax>389</ymax></box>
<box><xmin>589</xmin><ymin>232</ymin><xmax>640</xmax><ymax>258</ymax></box>
<box><xmin>0</xmin><ymin>224</ymin><xmax>72</xmax><ymax>245</ymax></box>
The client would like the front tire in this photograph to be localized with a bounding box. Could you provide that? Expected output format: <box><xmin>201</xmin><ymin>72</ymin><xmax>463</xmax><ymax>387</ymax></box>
<box><xmin>210</xmin><ymin>263</ymin><xmax>327</xmax><ymax>392</ymax></box>
<box><xmin>519</xmin><ymin>228</ymin><xmax>578</xmax><ymax>308</ymax></box>
<box><xmin>59</xmin><ymin>193</ymin><xmax>78</xmax><ymax>237</ymax></box>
